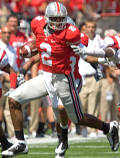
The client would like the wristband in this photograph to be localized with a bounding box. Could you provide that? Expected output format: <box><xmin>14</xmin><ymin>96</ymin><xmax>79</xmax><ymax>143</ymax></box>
<box><xmin>98</xmin><ymin>57</ymin><xmax>106</xmax><ymax>63</ymax></box>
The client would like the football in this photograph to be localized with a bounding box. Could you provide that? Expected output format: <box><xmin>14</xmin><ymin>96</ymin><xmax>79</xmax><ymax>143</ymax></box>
<box><xmin>105</xmin><ymin>47</ymin><xmax>116</xmax><ymax>58</ymax></box>
<box><xmin>20</xmin><ymin>39</ymin><xmax>38</xmax><ymax>57</ymax></box>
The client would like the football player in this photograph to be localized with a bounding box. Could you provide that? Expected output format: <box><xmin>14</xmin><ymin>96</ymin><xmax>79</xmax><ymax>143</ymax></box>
<box><xmin>2</xmin><ymin>2</ymin><xmax>119</xmax><ymax>158</ymax></box>
<box><xmin>0</xmin><ymin>48</ymin><xmax>20</xmax><ymax>158</ymax></box>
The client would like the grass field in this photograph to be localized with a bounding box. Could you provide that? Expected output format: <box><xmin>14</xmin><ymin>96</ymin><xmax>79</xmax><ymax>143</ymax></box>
<box><xmin>6</xmin><ymin>138</ymin><xmax>120</xmax><ymax>158</ymax></box>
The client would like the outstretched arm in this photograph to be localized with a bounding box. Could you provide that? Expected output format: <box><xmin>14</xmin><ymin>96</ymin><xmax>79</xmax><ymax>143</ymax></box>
<box><xmin>71</xmin><ymin>44</ymin><xmax>114</xmax><ymax>58</ymax></box>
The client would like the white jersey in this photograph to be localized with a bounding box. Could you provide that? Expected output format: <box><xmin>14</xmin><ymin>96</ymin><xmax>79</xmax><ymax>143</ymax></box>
<box><xmin>85</xmin><ymin>34</ymin><xmax>104</xmax><ymax>57</ymax></box>
<box><xmin>0</xmin><ymin>49</ymin><xmax>9</xmax><ymax>69</ymax></box>
<box><xmin>0</xmin><ymin>40</ymin><xmax>19</xmax><ymax>72</ymax></box>
<box><xmin>88</xmin><ymin>34</ymin><xmax>103</xmax><ymax>49</ymax></box>
<box><xmin>79</xmin><ymin>58</ymin><xmax>96</xmax><ymax>76</ymax></box>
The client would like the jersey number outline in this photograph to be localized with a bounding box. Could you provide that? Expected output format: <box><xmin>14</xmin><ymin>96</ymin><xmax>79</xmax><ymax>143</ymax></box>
<box><xmin>40</xmin><ymin>43</ymin><xmax>77</xmax><ymax>70</ymax></box>
<box><xmin>40</xmin><ymin>43</ymin><xmax>52</xmax><ymax>66</ymax></box>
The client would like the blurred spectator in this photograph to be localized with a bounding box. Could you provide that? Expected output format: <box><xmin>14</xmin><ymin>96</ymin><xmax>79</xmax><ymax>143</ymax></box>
<box><xmin>10</xmin><ymin>0</ymin><xmax>32</xmax><ymax>18</ymax></box>
<box><xmin>0</xmin><ymin>0</ymin><xmax>11</xmax><ymax>27</ymax></box>
<box><xmin>0</xmin><ymin>25</ymin><xmax>18</xmax><ymax>138</ymax></box>
<box><xmin>79</xmin><ymin>19</ymin><xmax>104</xmax><ymax>137</ymax></box>
<box><xmin>19</xmin><ymin>19</ymin><xmax>31</xmax><ymax>38</ymax></box>
<box><xmin>7</xmin><ymin>14</ymin><xmax>27</xmax><ymax>68</ymax></box>
<box><xmin>39</xmin><ymin>96</ymin><xmax>56</xmax><ymax>138</ymax></box>
<box><xmin>85</xmin><ymin>0</ymin><xmax>109</xmax><ymax>14</ymax></box>
<box><xmin>79</xmin><ymin>22</ymin><xmax>87</xmax><ymax>34</ymax></box>
<box><xmin>11</xmin><ymin>0</ymin><xmax>24</xmax><ymax>13</ymax></box>
<box><xmin>117</xmin><ymin>32</ymin><xmax>120</xmax><ymax>38</ymax></box>
<box><xmin>68</xmin><ymin>0</ymin><xmax>105</xmax><ymax>27</ymax></box>
<box><xmin>100</xmin><ymin>66</ymin><xmax>119</xmax><ymax>122</ymax></box>
<box><xmin>68</xmin><ymin>0</ymin><xmax>86</xmax><ymax>26</ymax></box>
<box><xmin>99</xmin><ymin>30</ymin><xmax>120</xmax><ymax>123</ymax></box>
<box><xmin>0</xmin><ymin>26</ymin><xmax>18</xmax><ymax>72</ymax></box>
<box><xmin>27</xmin><ymin>61</ymin><xmax>42</xmax><ymax>138</ymax></box>
<box><xmin>0</xmin><ymin>14</ymin><xmax>27</xmax><ymax>138</ymax></box>
<box><xmin>103</xmin><ymin>0</ymin><xmax>120</xmax><ymax>13</ymax></box>
<box><xmin>28</xmin><ymin>0</ymin><xmax>47</xmax><ymax>16</ymax></box>
<box><xmin>35</xmin><ymin>95</ymin><xmax>56</xmax><ymax>138</ymax></box>
<box><xmin>104</xmin><ymin>28</ymin><xmax>117</xmax><ymax>37</ymax></box>
<box><xmin>29</xmin><ymin>98</ymin><xmax>42</xmax><ymax>137</ymax></box>
<box><xmin>69</xmin><ymin>0</ymin><xmax>84</xmax><ymax>14</ymax></box>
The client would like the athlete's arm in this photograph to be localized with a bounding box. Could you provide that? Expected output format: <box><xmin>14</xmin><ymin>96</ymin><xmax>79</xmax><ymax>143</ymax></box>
<box><xmin>71</xmin><ymin>43</ymin><xmax>106</xmax><ymax>57</ymax></box>
<box><xmin>71</xmin><ymin>43</ymin><xmax>115</xmax><ymax>58</ymax></box>
<box><xmin>20</xmin><ymin>54</ymin><xmax>40</xmax><ymax>75</ymax></box>
<box><xmin>86</xmin><ymin>56</ymin><xmax>107</xmax><ymax>64</ymax></box>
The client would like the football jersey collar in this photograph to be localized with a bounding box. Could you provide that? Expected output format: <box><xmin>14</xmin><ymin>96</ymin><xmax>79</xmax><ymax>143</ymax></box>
<box><xmin>44</xmin><ymin>25</ymin><xmax>55</xmax><ymax>36</ymax></box>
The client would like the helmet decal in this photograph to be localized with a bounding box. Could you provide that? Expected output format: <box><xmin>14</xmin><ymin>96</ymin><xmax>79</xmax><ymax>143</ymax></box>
<box><xmin>56</xmin><ymin>2</ymin><xmax>60</xmax><ymax>14</ymax></box>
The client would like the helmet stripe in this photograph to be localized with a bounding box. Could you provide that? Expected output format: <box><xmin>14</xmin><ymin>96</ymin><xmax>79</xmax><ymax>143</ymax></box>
<box><xmin>56</xmin><ymin>2</ymin><xmax>60</xmax><ymax>13</ymax></box>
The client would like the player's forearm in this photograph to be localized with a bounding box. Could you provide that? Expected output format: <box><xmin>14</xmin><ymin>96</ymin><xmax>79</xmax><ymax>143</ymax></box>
<box><xmin>71</xmin><ymin>44</ymin><xmax>105</xmax><ymax>57</ymax></box>
<box><xmin>20</xmin><ymin>60</ymin><xmax>33</xmax><ymax>75</ymax></box>
<box><xmin>86</xmin><ymin>56</ymin><xmax>99</xmax><ymax>63</ymax></box>
<box><xmin>20</xmin><ymin>54</ymin><xmax>40</xmax><ymax>75</ymax></box>
<box><xmin>83</xmin><ymin>47</ymin><xmax>105</xmax><ymax>57</ymax></box>
<box><xmin>71</xmin><ymin>44</ymin><xmax>116</xmax><ymax>58</ymax></box>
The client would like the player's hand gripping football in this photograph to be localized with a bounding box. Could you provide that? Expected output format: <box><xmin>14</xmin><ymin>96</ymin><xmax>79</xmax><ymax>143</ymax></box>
<box><xmin>20</xmin><ymin>39</ymin><xmax>38</xmax><ymax>58</ymax></box>
<box><xmin>105</xmin><ymin>47</ymin><xmax>120</xmax><ymax>64</ymax></box>
<box><xmin>104</xmin><ymin>47</ymin><xmax>116</xmax><ymax>58</ymax></box>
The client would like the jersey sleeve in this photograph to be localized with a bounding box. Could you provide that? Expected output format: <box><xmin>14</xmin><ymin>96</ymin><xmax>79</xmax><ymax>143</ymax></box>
<box><xmin>80</xmin><ymin>33</ymin><xmax>88</xmax><ymax>47</ymax></box>
<box><xmin>66</xmin><ymin>24</ymin><xmax>81</xmax><ymax>45</ymax></box>
<box><xmin>31</xmin><ymin>17</ymin><xmax>38</xmax><ymax>35</ymax></box>
<box><xmin>78</xmin><ymin>43</ymin><xmax>105</xmax><ymax>57</ymax></box>
<box><xmin>0</xmin><ymin>50</ymin><xmax>9</xmax><ymax>68</ymax></box>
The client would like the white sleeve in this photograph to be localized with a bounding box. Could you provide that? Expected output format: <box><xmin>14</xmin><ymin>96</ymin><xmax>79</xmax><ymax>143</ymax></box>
<box><xmin>80</xmin><ymin>43</ymin><xmax>105</xmax><ymax>57</ymax></box>
<box><xmin>0</xmin><ymin>53</ymin><xmax>9</xmax><ymax>68</ymax></box>
<box><xmin>6</xmin><ymin>47</ymin><xmax>19</xmax><ymax>72</ymax></box>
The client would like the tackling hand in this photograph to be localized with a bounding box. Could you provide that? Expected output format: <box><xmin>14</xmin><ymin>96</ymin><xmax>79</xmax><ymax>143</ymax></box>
<box><xmin>71</xmin><ymin>45</ymin><xmax>84</xmax><ymax>55</ymax></box>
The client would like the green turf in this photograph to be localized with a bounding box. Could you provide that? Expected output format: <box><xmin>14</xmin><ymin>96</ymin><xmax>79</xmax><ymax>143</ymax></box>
<box><xmin>3</xmin><ymin>138</ymin><xmax>120</xmax><ymax>158</ymax></box>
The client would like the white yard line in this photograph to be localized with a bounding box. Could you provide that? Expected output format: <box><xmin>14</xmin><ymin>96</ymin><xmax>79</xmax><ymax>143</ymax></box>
<box><xmin>24</xmin><ymin>134</ymin><xmax>106</xmax><ymax>145</ymax></box>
